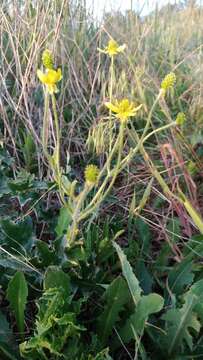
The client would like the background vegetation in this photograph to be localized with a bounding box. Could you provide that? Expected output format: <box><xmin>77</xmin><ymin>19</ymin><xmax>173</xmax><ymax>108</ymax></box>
<box><xmin>1</xmin><ymin>0</ymin><xmax>203</xmax><ymax>359</ymax></box>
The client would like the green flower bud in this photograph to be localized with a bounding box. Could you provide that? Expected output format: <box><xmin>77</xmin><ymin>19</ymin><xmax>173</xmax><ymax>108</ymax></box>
<box><xmin>161</xmin><ymin>72</ymin><xmax>176</xmax><ymax>91</ymax></box>
<box><xmin>42</xmin><ymin>49</ymin><xmax>54</xmax><ymax>69</ymax></box>
<box><xmin>176</xmin><ymin>112</ymin><xmax>186</xmax><ymax>125</ymax></box>
<box><xmin>85</xmin><ymin>165</ymin><xmax>99</xmax><ymax>184</ymax></box>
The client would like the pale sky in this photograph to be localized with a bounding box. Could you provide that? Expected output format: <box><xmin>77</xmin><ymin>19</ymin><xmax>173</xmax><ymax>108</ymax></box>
<box><xmin>86</xmin><ymin>0</ymin><xmax>180</xmax><ymax>18</ymax></box>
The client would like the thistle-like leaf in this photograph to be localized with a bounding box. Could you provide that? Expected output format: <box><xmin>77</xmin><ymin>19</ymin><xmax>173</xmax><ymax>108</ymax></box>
<box><xmin>97</xmin><ymin>276</ymin><xmax>130</xmax><ymax>345</ymax></box>
<box><xmin>162</xmin><ymin>291</ymin><xmax>201</xmax><ymax>355</ymax></box>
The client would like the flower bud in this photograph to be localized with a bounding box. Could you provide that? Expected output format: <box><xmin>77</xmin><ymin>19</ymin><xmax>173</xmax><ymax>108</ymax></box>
<box><xmin>161</xmin><ymin>72</ymin><xmax>176</xmax><ymax>91</ymax></box>
<box><xmin>176</xmin><ymin>112</ymin><xmax>186</xmax><ymax>125</ymax></box>
<box><xmin>85</xmin><ymin>165</ymin><xmax>99</xmax><ymax>185</ymax></box>
<box><xmin>42</xmin><ymin>49</ymin><xmax>54</xmax><ymax>69</ymax></box>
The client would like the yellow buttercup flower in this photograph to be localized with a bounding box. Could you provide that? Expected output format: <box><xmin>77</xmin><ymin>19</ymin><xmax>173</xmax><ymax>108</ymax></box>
<box><xmin>85</xmin><ymin>164</ymin><xmax>99</xmax><ymax>185</ymax></box>
<box><xmin>37</xmin><ymin>68</ymin><xmax>62</xmax><ymax>94</ymax></box>
<box><xmin>105</xmin><ymin>99</ymin><xmax>142</xmax><ymax>122</ymax></box>
<box><xmin>98</xmin><ymin>39</ymin><xmax>126</xmax><ymax>57</ymax></box>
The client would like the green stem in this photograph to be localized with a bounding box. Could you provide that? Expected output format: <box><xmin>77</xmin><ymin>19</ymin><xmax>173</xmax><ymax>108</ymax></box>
<box><xmin>79</xmin><ymin>92</ymin><xmax>163</xmax><ymax>222</ymax></box>
<box><xmin>41</xmin><ymin>91</ymin><xmax>67</xmax><ymax>208</ymax></box>
<box><xmin>80</xmin><ymin>63</ymin><xmax>162</xmax><ymax>221</ymax></box>
<box><xmin>51</xmin><ymin>94</ymin><xmax>60</xmax><ymax>170</ymax></box>
<box><xmin>80</xmin><ymin>125</ymin><xmax>123</xmax><ymax>217</ymax></box>
<box><xmin>68</xmin><ymin>184</ymin><xmax>91</xmax><ymax>245</ymax></box>
<box><xmin>118</xmin><ymin>91</ymin><xmax>163</xmax><ymax>170</ymax></box>
<box><xmin>109</xmin><ymin>55</ymin><xmax>114</xmax><ymax>151</ymax></box>
<box><xmin>49</xmin><ymin>94</ymin><xmax>67</xmax><ymax>207</ymax></box>
<box><xmin>79</xmin><ymin>122</ymin><xmax>125</xmax><ymax>221</ymax></box>
<box><xmin>140</xmin><ymin>90</ymin><xmax>162</xmax><ymax>143</ymax></box>
<box><xmin>42</xmin><ymin>91</ymin><xmax>49</xmax><ymax>153</ymax></box>
<box><xmin>142</xmin><ymin>121</ymin><xmax>176</xmax><ymax>144</ymax></box>
<box><xmin>98</xmin><ymin>129</ymin><xmax>121</xmax><ymax>180</ymax></box>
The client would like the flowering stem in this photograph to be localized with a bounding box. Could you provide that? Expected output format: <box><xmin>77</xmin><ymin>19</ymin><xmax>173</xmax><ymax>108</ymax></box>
<box><xmin>80</xmin><ymin>91</ymin><xmax>160</xmax><ymax>221</ymax></box>
<box><xmin>42</xmin><ymin>90</ymin><xmax>49</xmax><ymax>153</ymax></box>
<box><xmin>141</xmin><ymin>121</ymin><xmax>177</xmax><ymax>144</ymax></box>
<box><xmin>68</xmin><ymin>183</ymin><xmax>91</xmax><ymax>245</ymax></box>
<box><xmin>98</xmin><ymin>121</ymin><xmax>125</xmax><ymax>196</ymax></box>
<box><xmin>109</xmin><ymin>56</ymin><xmax>114</xmax><ymax>151</ymax></box>
<box><xmin>119</xmin><ymin>91</ymin><xmax>163</xmax><ymax>169</ymax></box>
<box><xmin>140</xmin><ymin>90</ymin><xmax>162</xmax><ymax>143</ymax></box>
<box><xmin>50</xmin><ymin>93</ymin><xmax>66</xmax><ymax>205</ymax></box>
<box><xmin>98</xmin><ymin>129</ymin><xmax>121</xmax><ymax>180</ymax></box>
<box><xmin>51</xmin><ymin>94</ymin><xmax>60</xmax><ymax>169</ymax></box>
<box><xmin>79</xmin><ymin>122</ymin><xmax>125</xmax><ymax>222</ymax></box>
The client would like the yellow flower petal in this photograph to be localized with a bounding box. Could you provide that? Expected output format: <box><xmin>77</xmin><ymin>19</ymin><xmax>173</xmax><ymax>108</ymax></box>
<box><xmin>37</xmin><ymin>68</ymin><xmax>62</xmax><ymax>93</ymax></box>
<box><xmin>134</xmin><ymin>104</ymin><xmax>143</xmax><ymax>112</ymax></box>
<box><xmin>98</xmin><ymin>39</ymin><xmax>126</xmax><ymax>57</ymax></box>
<box><xmin>105</xmin><ymin>102</ymin><xmax>119</xmax><ymax>113</ymax></box>
<box><xmin>117</xmin><ymin>44</ymin><xmax>127</xmax><ymax>53</ymax></box>
<box><xmin>105</xmin><ymin>99</ymin><xmax>142</xmax><ymax>122</ymax></box>
<box><xmin>37</xmin><ymin>69</ymin><xmax>47</xmax><ymax>84</ymax></box>
<box><xmin>97</xmin><ymin>47</ymin><xmax>107</xmax><ymax>54</ymax></box>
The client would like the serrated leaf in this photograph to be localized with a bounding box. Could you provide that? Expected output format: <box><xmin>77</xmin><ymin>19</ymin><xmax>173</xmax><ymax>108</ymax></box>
<box><xmin>6</xmin><ymin>271</ymin><xmax>28</xmax><ymax>335</ymax></box>
<box><xmin>97</xmin><ymin>276</ymin><xmax>130</xmax><ymax>345</ymax></box>
<box><xmin>36</xmin><ymin>288</ymin><xmax>65</xmax><ymax>336</ymax></box>
<box><xmin>168</xmin><ymin>259</ymin><xmax>194</xmax><ymax>296</ymax></box>
<box><xmin>119</xmin><ymin>293</ymin><xmax>164</xmax><ymax>344</ymax></box>
<box><xmin>33</xmin><ymin>240</ymin><xmax>56</xmax><ymax>268</ymax></box>
<box><xmin>188</xmin><ymin>280</ymin><xmax>203</xmax><ymax>324</ymax></box>
<box><xmin>44</xmin><ymin>266</ymin><xmax>70</xmax><ymax>297</ymax></box>
<box><xmin>113</xmin><ymin>242</ymin><xmax>142</xmax><ymax>305</ymax></box>
<box><xmin>162</xmin><ymin>293</ymin><xmax>201</xmax><ymax>355</ymax></box>
<box><xmin>20</xmin><ymin>287</ymin><xmax>84</xmax><ymax>359</ymax></box>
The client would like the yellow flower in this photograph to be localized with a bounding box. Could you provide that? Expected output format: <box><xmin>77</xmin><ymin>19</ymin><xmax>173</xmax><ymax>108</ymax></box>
<box><xmin>85</xmin><ymin>164</ymin><xmax>99</xmax><ymax>185</ymax></box>
<box><xmin>42</xmin><ymin>49</ymin><xmax>54</xmax><ymax>70</ymax></box>
<box><xmin>37</xmin><ymin>68</ymin><xmax>62</xmax><ymax>94</ymax></box>
<box><xmin>98</xmin><ymin>39</ymin><xmax>126</xmax><ymax>57</ymax></box>
<box><xmin>105</xmin><ymin>99</ymin><xmax>142</xmax><ymax>122</ymax></box>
